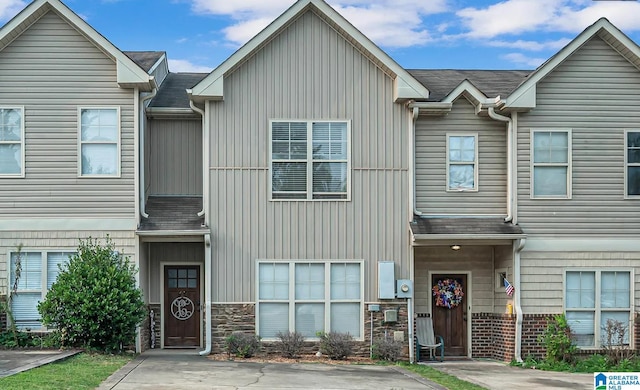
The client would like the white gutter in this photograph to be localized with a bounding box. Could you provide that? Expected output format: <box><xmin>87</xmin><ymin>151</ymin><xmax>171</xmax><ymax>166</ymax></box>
<box><xmin>199</xmin><ymin>233</ymin><xmax>212</xmax><ymax>356</ymax></box>
<box><xmin>514</xmin><ymin>238</ymin><xmax>526</xmax><ymax>362</ymax></box>
<box><xmin>139</xmin><ymin>85</ymin><xmax>158</xmax><ymax>219</ymax></box>
<box><xmin>409</xmin><ymin>105</ymin><xmax>423</xmax><ymax>218</ymax></box>
<box><xmin>189</xmin><ymin>100</ymin><xmax>208</xmax><ymax>222</ymax></box>
<box><xmin>408</xmin><ymin>247</ymin><xmax>415</xmax><ymax>363</ymax></box>
<box><xmin>487</xmin><ymin>107</ymin><xmax>513</xmax><ymax>223</ymax></box>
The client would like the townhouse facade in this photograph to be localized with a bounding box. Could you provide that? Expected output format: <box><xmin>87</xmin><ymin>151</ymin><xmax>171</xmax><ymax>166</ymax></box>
<box><xmin>0</xmin><ymin>0</ymin><xmax>638</xmax><ymax>362</ymax></box>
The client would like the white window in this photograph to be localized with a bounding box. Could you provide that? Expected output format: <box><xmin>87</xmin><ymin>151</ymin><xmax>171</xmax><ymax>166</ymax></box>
<box><xmin>257</xmin><ymin>261</ymin><xmax>362</xmax><ymax>339</ymax></box>
<box><xmin>531</xmin><ymin>130</ymin><xmax>571</xmax><ymax>198</ymax></box>
<box><xmin>270</xmin><ymin>121</ymin><xmax>350</xmax><ymax>200</ymax></box>
<box><xmin>565</xmin><ymin>270</ymin><xmax>632</xmax><ymax>348</ymax></box>
<box><xmin>0</xmin><ymin>107</ymin><xmax>24</xmax><ymax>176</ymax></box>
<box><xmin>447</xmin><ymin>133</ymin><xmax>477</xmax><ymax>191</ymax></box>
<box><xmin>9</xmin><ymin>251</ymin><xmax>73</xmax><ymax>329</ymax></box>
<box><xmin>625</xmin><ymin>130</ymin><xmax>640</xmax><ymax>197</ymax></box>
<box><xmin>79</xmin><ymin>108</ymin><xmax>120</xmax><ymax>176</ymax></box>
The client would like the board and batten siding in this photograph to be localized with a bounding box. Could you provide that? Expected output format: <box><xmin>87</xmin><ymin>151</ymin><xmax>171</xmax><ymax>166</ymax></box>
<box><xmin>519</xmin><ymin>250</ymin><xmax>640</xmax><ymax>314</ymax></box>
<box><xmin>516</xmin><ymin>36</ymin><xmax>640</xmax><ymax>236</ymax></box>
<box><xmin>0</xmin><ymin>11</ymin><xmax>136</xmax><ymax>218</ymax></box>
<box><xmin>148</xmin><ymin>119</ymin><xmax>203</xmax><ymax>196</ymax></box>
<box><xmin>147</xmin><ymin>242</ymin><xmax>205</xmax><ymax>303</ymax></box>
<box><xmin>0</xmin><ymin>230</ymin><xmax>136</xmax><ymax>296</ymax></box>
<box><xmin>208</xmin><ymin>10</ymin><xmax>410</xmax><ymax>303</ymax></box>
<box><xmin>415</xmin><ymin>98</ymin><xmax>508</xmax><ymax>216</ymax></box>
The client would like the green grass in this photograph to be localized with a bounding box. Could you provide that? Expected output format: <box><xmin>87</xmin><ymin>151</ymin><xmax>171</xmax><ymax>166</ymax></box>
<box><xmin>0</xmin><ymin>353</ymin><xmax>133</xmax><ymax>390</ymax></box>
<box><xmin>398</xmin><ymin>362</ymin><xmax>488</xmax><ymax>390</ymax></box>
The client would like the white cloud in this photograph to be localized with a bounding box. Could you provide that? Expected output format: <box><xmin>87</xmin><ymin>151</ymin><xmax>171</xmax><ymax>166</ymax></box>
<box><xmin>502</xmin><ymin>52</ymin><xmax>547</xmax><ymax>68</ymax></box>
<box><xmin>0</xmin><ymin>0</ymin><xmax>26</xmax><ymax>21</ymax></box>
<box><xmin>168</xmin><ymin>59</ymin><xmax>213</xmax><ymax>73</ymax></box>
<box><xmin>189</xmin><ymin>0</ymin><xmax>447</xmax><ymax>48</ymax></box>
<box><xmin>487</xmin><ymin>38</ymin><xmax>571</xmax><ymax>52</ymax></box>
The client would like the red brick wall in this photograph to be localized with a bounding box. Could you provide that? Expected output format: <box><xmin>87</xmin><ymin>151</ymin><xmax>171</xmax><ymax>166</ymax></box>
<box><xmin>520</xmin><ymin>314</ymin><xmax>549</xmax><ymax>360</ymax></box>
<box><xmin>471</xmin><ymin>313</ymin><xmax>515</xmax><ymax>361</ymax></box>
<box><xmin>635</xmin><ymin>313</ymin><xmax>640</xmax><ymax>350</ymax></box>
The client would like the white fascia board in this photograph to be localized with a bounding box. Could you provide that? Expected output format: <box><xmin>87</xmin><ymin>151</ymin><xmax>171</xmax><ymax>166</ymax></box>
<box><xmin>442</xmin><ymin>80</ymin><xmax>487</xmax><ymax>105</ymax></box>
<box><xmin>191</xmin><ymin>0</ymin><xmax>429</xmax><ymax>101</ymax></box>
<box><xmin>505</xmin><ymin>18</ymin><xmax>628</xmax><ymax>109</ymax></box>
<box><xmin>0</xmin><ymin>0</ymin><xmax>151</xmax><ymax>89</ymax></box>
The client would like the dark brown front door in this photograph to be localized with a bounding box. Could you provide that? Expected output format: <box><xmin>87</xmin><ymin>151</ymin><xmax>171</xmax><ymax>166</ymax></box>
<box><xmin>432</xmin><ymin>274</ymin><xmax>467</xmax><ymax>357</ymax></box>
<box><xmin>165</xmin><ymin>266</ymin><xmax>200</xmax><ymax>347</ymax></box>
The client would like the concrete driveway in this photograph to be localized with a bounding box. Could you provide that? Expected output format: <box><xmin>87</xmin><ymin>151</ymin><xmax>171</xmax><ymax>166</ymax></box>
<box><xmin>98</xmin><ymin>350</ymin><xmax>441</xmax><ymax>390</ymax></box>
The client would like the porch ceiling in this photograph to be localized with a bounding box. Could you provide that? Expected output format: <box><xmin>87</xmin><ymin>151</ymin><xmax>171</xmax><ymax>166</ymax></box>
<box><xmin>410</xmin><ymin>217</ymin><xmax>525</xmax><ymax>242</ymax></box>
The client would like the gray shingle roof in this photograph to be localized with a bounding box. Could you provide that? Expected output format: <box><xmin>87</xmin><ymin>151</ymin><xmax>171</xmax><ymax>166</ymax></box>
<box><xmin>407</xmin><ymin>70</ymin><xmax>532</xmax><ymax>102</ymax></box>
<box><xmin>124</xmin><ymin>51</ymin><xmax>165</xmax><ymax>72</ymax></box>
<box><xmin>411</xmin><ymin>217</ymin><xmax>524</xmax><ymax>237</ymax></box>
<box><xmin>149</xmin><ymin>73</ymin><xmax>208</xmax><ymax>109</ymax></box>
<box><xmin>139</xmin><ymin>196</ymin><xmax>206</xmax><ymax>231</ymax></box>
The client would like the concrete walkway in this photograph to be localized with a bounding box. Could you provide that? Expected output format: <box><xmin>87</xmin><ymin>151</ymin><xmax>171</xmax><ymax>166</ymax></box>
<box><xmin>0</xmin><ymin>349</ymin><xmax>81</xmax><ymax>378</ymax></box>
<box><xmin>425</xmin><ymin>360</ymin><xmax>594</xmax><ymax>390</ymax></box>
<box><xmin>98</xmin><ymin>350</ymin><xmax>442</xmax><ymax>390</ymax></box>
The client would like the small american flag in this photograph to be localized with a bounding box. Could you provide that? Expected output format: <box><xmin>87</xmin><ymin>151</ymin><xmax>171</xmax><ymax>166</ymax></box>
<box><xmin>504</xmin><ymin>278</ymin><xmax>515</xmax><ymax>296</ymax></box>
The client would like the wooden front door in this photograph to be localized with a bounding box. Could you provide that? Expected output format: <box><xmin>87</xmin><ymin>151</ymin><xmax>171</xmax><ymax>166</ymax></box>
<box><xmin>164</xmin><ymin>266</ymin><xmax>200</xmax><ymax>347</ymax></box>
<box><xmin>432</xmin><ymin>274</ymin><xmax>467</xmax><ymax>357</ymax></box>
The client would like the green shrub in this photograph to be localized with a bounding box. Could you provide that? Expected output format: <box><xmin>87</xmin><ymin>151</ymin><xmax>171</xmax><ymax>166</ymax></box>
<box><xmin>225</xmin><ymin>331</ymin><xmax>261</xmax><ymax>358</ymax></box>
<box><xmin>276</xmin><ymin>331</ymin><xmax>305</xmax><ymax>358</ymax></box>
<box><xmin>318</xmin><ymin>332</ymin><xmax>353</xmax><ymax>360</ymax></box>
<box><xmin>538</xmin><ymin>314</ymin><xmax>577</xmax><ymax>364</ymax></box>
<box><xmin>372</xmin><ymin>338</ymin><xmax>403</xmax><ymax>362</ymax></box>
<box><xmin>37</xmin><ymin>237</ymin><xmax>146</xmax><ymax>353</ymax></box>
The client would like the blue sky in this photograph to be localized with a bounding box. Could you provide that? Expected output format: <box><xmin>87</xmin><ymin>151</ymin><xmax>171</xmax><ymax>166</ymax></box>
<box><xmin>2</xmin><ymin>0</ymin><xmax>640</xmax><ymax>72</ymax></box>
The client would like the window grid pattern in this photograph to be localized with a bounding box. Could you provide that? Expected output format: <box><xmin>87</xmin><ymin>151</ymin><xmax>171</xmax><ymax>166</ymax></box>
<box><xmin>565</xmin><ymin>270</ymin><xmax>632</xmax><ymax>348</ymax></box>
<box><xmin>257</xmin><ymin>261</ymin><xmax>362</xmax><ymax>339</ymax></box>
<box><xmin>80</xmin><ymin>108</ymin><xmax>119</xmax><ymax>176</ymax></box>
<box><xmin>0</xmin><ymin>108</ymin><xmax>23</xmax><ymax>175</ymax></box>
<box><xmin>447</xmin><ymin>134</ymin><xmax>477</xmax><ymax>191</ymax></box>
<box><xmin>532</xmin><ymin>130</ymin><xmax>571</xmax><ymax>198</ymax></box>
<box><xmin>271</xmin><ymin>121</ymin><xmax>349</xmax><ymax>200</ymax></box>
<box><xmin>626</xmin><ymin>131</ymin><xmax>640</xmax><ymax>196</ymax></box>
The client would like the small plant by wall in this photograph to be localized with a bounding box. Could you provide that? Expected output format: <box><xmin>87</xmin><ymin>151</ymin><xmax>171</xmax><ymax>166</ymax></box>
<box><xmin>276</xmin><ymin>331</ymin><xmax>305</xmax><ymax>358</ymax></box>
<box><xmin>225</xmin><ymin>331</ymin><xmax>261</xmax><ymax>358</ymax></box>
<box><xmin>372</xmin><ymin>338</ymin><xmax>403</xmax><ymax>362</ymax></box>
<box><xmin>318</xmin><ymin>332</ymin><xmax>354</xmax><ymax>360</ymax></box>
<box><xmin>538</xmin><ymin>314</ymin><xmax>577</xmax><ymax>363</ymax></box>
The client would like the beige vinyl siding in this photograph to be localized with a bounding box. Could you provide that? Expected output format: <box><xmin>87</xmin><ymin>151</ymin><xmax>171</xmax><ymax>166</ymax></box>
<box><xmin>414</xmin><ymin>245</ymin><xmax>512</xmax><ymax>314</ymax></box>
<box><xmin>0</xmin><ymin>11</ymin><xmax>136</xmax><ymax>218</ymax></box>
<box><xmin>517</xmin><ymin>36</ymin><xmax>640</xmax><ymax>235</ymax></box>
<box><xmin>147</xmin><ymin>242</ymin><xmax>205</xmax><ymax>303</ymax></box>
<box><xmin>148</xmin><ymin>119</ymin><xmax>203</xmax><ymax>196</ymax></box>
<box><xmin>208</xmin><ymin>10</ymin><xmax>410</xmax><ymax>302</ymax></box>
<box><xmin>415</xmin><ymin>98</ymin><xmax>507</xmax><ymax>215</ymax></box>
<box><xmin>0</xmin><ymin>230</ymin><xmax>136</xmax><ymax>296</ymax></box>
<box><xmin>519</xmin><ymin>250</ymin><xmax>640</xmax><ymax>314</ymax></box>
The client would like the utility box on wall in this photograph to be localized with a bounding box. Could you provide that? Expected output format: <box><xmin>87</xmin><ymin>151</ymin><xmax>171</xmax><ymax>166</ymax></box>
<box><xmin>378</xmin><ymin>261</ymin><xmax>395</xmax><ymax>299</ymax></box>
<box><xmin>396</xmin><ymin>279</ymin><xmax>413</xmax><ymax>298</ymax></box>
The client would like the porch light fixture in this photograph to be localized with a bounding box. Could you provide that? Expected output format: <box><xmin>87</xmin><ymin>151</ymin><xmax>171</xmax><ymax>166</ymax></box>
<box><xmin>450</xmin><ymin>244</ymin><xmax>461</xmax><ymax>251</ymax></box>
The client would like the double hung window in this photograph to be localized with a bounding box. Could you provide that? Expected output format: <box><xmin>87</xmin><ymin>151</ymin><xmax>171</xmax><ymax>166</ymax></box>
<box><xmin>257</xmin><ymin>261</ymin><xmax>362</xmax><ymax>339</ymax></box>
<box><xmin>79</xmin><ymin>108</ymin><xmax>120</xmax><ymax>176</ymax></box>
<box><xmin>271</xmin><ymin>121</ymin><xmax>349</xmax><ymax>200</ymax></box>
<box><xmin>626</xmin><ymin>131</ymin><xmax>640</xmax><ymax>197</ymax></box>
<box><xmin>531</xmin><ymin>130</ymin><xmax>571</xmax><ymax>198</ymax></box>
<box><xmin>447</xmin><ymin>134</ymin><xmax>477</xmax><ymax>191</ymax></box>
<box><xmin>0</xmin><ymin>108</ymin><xmax>24</xmax><ymax>176</ymax></box>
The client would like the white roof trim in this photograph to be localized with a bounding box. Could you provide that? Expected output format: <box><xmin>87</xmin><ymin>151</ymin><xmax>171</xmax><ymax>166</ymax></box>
<box><xmin>442</xmin><ymin>79</ymin><xmax>490</xmax><ymax>105</ymax></box>
<box><xmin>0</xmin><ymin>0</ymin><xmax>151</xmax><ymax>88</ymax></box>
<box><xmin>505</xmin><ymin>17</ymin><xmax>640</xmax><ymax>109</ymax></box>
<box><xmin>191</xmin><ymin>0</ymin><xmax>429</xmax><ymax>102</ymax></box>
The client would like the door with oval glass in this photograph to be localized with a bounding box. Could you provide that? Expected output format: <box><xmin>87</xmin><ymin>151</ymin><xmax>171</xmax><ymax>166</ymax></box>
<box><xmin>164</xmin><ymin>266</ymin><xmax>200</xmax><ymax>347</ymax></box>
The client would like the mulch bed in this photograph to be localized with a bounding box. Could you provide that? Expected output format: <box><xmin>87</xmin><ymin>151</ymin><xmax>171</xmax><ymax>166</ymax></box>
<box><xmin>207</xmin><ymin>353</ymin><xmax>376</xmax><ymax>365</ymax></box>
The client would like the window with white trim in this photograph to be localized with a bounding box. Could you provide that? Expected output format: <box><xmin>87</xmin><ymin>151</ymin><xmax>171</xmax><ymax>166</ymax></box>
<box><xmin>257</xmin><ymin>261</ymin><xmax>362</xmax><ymax>339</ymax></box>
<box><xmin>626</xmin><ymin>131</ymin><xmax>640</xmax><ymax>197</ymax></box>
<box><xmin>270</xmin><ymin>121</ymin><xmax>349</xmax><ymax>200</ymax></box>
<box><xmin>564</xmin><ymin>270</ymin><xmax>632</xmax><ymax>348</ymax></box>
<box><xmin>79</xmin><ymin>108</ymin><xmax>120</xmax><ymax>176</ymax></box>
<box><xmin>447</xmin><ymin>133</ymin><xmax>477</xmax><ymax>191</ymax></box>
<box><xmin>531</xmin><ymin>130</ymin><xmax>571</xmax><ymax>198</ymax></box>
<box><xmin>0</xmin><ymin>108</ymin><xmax>24</xmax><ymax>176</ymax></box>
<box><xmin>9</xmin><ymin>251</ymin><xmax>73</xmax><ymax>329</ymax></box>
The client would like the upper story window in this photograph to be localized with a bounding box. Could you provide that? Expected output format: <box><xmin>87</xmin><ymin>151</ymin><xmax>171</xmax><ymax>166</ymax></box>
<box><xmin>79</xmin><ymin>108</ymin><xmax>120</xmax><ymax>177</ymax></box>
<box><xmin>625</xmin><ymin>131</ymin><xmax>640</xmax><ymax>197</ymax></box>
<box><xmin>565</xmin><ymin>270</ymin><xmax>632</xmax><ymax>348</ymax></box>
<box><xmin>0</xmin><ymin>107</ymin><xmax>24</xmax><ymax>176</ymax></box>
<box><xmin>531</xmin><ymin>130</ymin><xmax>571</xmax><ymax>198</ymax></box>
<box><xmin>447</xmin><ymin>133</ymin><xmax>477</xmax><ymax>191</ymax></box>
<box><xmin>270</xmin><ymin>120</ymin><xmax>350</xmax><ymax>200</ymax></box>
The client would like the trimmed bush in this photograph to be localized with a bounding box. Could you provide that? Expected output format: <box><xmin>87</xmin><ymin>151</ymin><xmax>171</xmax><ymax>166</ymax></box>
<box><xmin>372</xmin><ymin>338</ymin><xmax>403</xmax><ymax>362</ymax></box>
<box><xmin>318</xmin><ymin>332</ymin><xmax>353</xmax><ymax>360</ymax></box>
<box><xmin>37</xmin><ymin>237</ymin><xmax>146</xmax><ymax>353</ymax></box>
<box><xmin>225</xmin><ymin>331</ymin><xmax>261</xmax><ymax>358</ymax></box>
<box><xmin>276</xmin><ymin>331</ymin><xmax>305</xmax><ymax>358</ymax></box>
